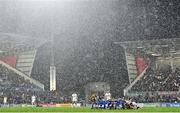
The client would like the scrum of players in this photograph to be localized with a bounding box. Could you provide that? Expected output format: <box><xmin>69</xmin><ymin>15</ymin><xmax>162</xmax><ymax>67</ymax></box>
<box><xmin>70</xmin><ymin>92</ymin><xmax>140</xmax><ymax>109</ymax></box>
<box><xmin>90</xmin><ymin>92</ymin><xmax>140</xmax><ymax>109</ymax></box>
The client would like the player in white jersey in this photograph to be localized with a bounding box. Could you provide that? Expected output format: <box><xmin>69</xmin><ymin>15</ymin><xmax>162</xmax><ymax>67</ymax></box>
<box><xmin>31</xmin><ymin>95</ymin><xmax>36</xmax><ymax>105</ymax></box>
<box><xmin>104</xmin><ymin>92</ymin><xmax>111</xmax><ymax>100</ymax></box>
<box><xmin>124</xmin><ymin>99</ymin><xmax>140</xmax><ymax>109</ymax></box>
<box><xmin>130</xmin><ymin>101</ymin><xmax>140</xmax><ymax>109</ymax></box>
<box><xmin>3</xmin><ymin>97</ymin><xmax>7</xmax><ymax>105</ymax></box>
<box><xmin>72</xmin><ymin>93</ymin><xmax>78</xmax><ymax>107</ymax></box>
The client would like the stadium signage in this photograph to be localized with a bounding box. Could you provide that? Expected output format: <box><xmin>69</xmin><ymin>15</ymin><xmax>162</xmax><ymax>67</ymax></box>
<box><xmin>138</xmin><ymin>103</ymin><xmax>180</xmax><ymax>107</ymax></box>
<box><xmin>143</xmin><ymin>103</ymin><xmax>160</xmax><ymax>107</ymax></box>
<box><xmin>161</xmin><ymin>103</ymin><xmax>180</xmax><ymax>107</ymax></box>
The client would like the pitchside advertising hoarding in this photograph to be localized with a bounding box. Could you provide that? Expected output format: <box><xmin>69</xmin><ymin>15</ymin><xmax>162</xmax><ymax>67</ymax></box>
<box><xmin>3</xmin><ymin>103</ymin><xmax>180</xmax><ymax>108</ymax></box>
<box><xmin>161</xmin><ymin>103</ymin><xmax>180</xmax><ymax>107</ymax></box>
<box><xmin>140</xmin><ymin>103</ymin><xmax>160</xmax><ymax>107</ymax></box>
<box><xmin>137</xmin><ymin>103</ymin><xmax>180</xmax><ymax>107</ymax></box>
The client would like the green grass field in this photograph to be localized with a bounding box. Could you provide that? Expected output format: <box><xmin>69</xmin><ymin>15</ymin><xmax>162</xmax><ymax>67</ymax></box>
<box><xmin>0</xmin><ymin>107</ymin><xmax>180</xmax><ymax>112</ymax></box>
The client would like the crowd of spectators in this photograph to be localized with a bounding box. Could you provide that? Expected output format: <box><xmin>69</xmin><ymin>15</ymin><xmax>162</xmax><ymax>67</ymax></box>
<box><xmin>0</xmin><ymin>64</ymin><xmax>40</xmax><ymax>92</ymax></box>
<box><xmin>0</xmin><ymin>90</ymin><xmax>72</xmax><ymax>104</ymax></box>
<box><xmin>0</xmin><ymin>62</ymin><xmax>72</xmax><ymax>104</ymax></box>
<box><xmin>131</xmin><ymin>66</ymin><xmax>180</xmax><ymax>92</ymax></box>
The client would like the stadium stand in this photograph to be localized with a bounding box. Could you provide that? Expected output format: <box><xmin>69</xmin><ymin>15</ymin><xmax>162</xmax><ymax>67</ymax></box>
<box><xmin>0</xmin><ymin>64</ymin><xmax>40</xmax><ymax>91</ymax></box>
<box><xmin>117</xmin><ymin>39</ymin><xmax>180</xmax><ymax>103</ymax></box>
<box><xmin>131</xmin><ymin>66</ymin><xmax>180</xmax><ymax>92</ymax></box>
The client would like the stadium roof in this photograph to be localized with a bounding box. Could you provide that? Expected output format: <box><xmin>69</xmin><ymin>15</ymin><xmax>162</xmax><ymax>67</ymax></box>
<box><xmin>114</xmin><ymin>38</ymin><xmax>180</xmax><ymax>47</ymax></box>
<box><xmin>114</xmin><ymin>38</ymin><xmax>180</xmax><ymax>56</ymax></box>
<box><xmin>0</xmin><ymin>32</ymin><xmax>47</xmax><ymax>55</ymax></box>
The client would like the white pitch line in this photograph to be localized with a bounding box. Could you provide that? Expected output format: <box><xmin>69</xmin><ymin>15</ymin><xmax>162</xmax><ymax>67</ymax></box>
<box><xmin>0</xmin><ymin>112</ymin><xmax>179</xmax><ymax>113</ymax></box>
